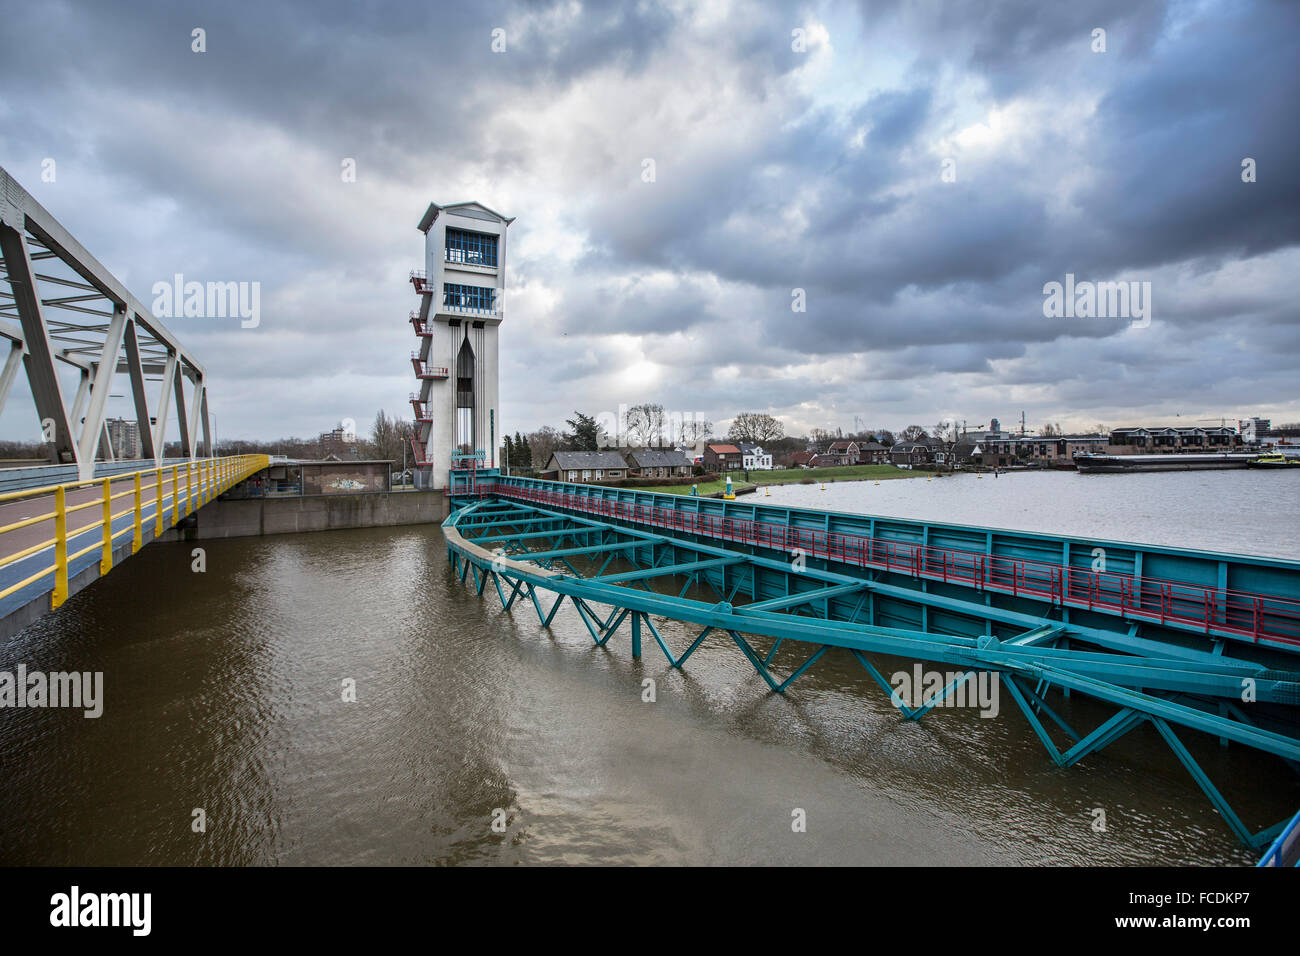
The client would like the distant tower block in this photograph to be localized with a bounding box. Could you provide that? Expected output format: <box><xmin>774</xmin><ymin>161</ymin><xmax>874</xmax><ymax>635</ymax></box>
<box><xmin>408</xmin><ymin>201</ymin><xmax>514</xmax><ymax>490</ymax></box>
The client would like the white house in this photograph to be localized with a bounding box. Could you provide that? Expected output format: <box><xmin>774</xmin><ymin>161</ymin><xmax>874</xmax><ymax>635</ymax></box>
<box><xmin>740</xmin><ymin>442</ymin><xmax>774</xmax><ymax>470</ymax></box>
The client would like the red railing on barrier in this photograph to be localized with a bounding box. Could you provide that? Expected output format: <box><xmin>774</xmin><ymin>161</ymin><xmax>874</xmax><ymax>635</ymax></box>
<box><xmin>469</xmin><ymin>481</ymin><xmax>1300</xmax><ymax>647</ymax></box>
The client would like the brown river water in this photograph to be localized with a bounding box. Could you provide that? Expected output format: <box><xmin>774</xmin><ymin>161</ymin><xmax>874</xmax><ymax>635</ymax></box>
<box><xmin>1</xmin><ymin>470</ymin><xmax>1296</xmax><ymax>865</ymax></box>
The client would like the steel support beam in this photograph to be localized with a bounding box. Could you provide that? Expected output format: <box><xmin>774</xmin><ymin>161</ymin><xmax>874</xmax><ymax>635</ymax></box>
<box><xmin>187</xmin><ymin>377</ymin><xmax>204</xmax><ymax>458</ymax></box>
<box><xmin>152</xmin><ymin>351</ymin><xmax>177</xmax><ymax>464</ymax></box>
<box><xmin>75</xmin><ymin>304</ymin><xmax>129</xmax><ymax>478</ymax></box>
<box><xmin>0</xmin><ymin>223</ymin><xmax>75</xmax><ymax>463</ymax></box>
<box><xmin>173</xmin><ymin>364</ymin><xmax>190</xmax><ymax>458</ymax></box>
<box><xmin>123</xmin><ymin>318</ymin><xmax>156</xmax><ymax>460</ymax></box>
<box><xmin>0</xmin><ymin>338</ymin><xmax>24</xmax><ymax>418</ymax></box>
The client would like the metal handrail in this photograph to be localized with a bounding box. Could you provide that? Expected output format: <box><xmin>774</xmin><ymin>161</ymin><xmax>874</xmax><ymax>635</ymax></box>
<box><xmin>0</xmin><ymin>455</ymin><xmax>270</xmax><ymax>607</ymax></box>
<box><xmin>476</xmin><ymin>479</ymin><xmax>1300</xmax><ymax>646</ymax></box>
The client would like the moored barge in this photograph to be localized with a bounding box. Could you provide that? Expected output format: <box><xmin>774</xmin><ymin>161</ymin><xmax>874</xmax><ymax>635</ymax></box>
<box><xmin>1075</xmin><ymin>452</ymin><xmax>1257</xmax><ymax>473</ymax></box>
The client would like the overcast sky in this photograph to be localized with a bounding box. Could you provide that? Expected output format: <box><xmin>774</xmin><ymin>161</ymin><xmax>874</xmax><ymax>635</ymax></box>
<box><xmin>1</xmin><ymin>0</ymin><xmax>1296</xmax><ymax>444</ymax></box>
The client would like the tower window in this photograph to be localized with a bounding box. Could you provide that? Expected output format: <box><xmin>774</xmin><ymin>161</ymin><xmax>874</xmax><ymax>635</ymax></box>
<box><xmin>445</xmin><ymin>229</ymin><xmax>498</xmax><ymax>267</ymax></box>
<box><xmin>442</xmin><ymin>282</ymin><xmax>496</xmax><ymax>313</ymax></box>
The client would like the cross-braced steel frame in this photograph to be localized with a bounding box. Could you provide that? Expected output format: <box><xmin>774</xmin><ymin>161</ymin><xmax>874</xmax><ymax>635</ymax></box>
<box><xmin>444</xmin><ymin>498</ymin><xmax>1300</xmax><ymax>850</ymax></box>
<box><xmin>0</xmin><ymin>166</ymin><xmax>211</xmax><ymax>477</ymax></box>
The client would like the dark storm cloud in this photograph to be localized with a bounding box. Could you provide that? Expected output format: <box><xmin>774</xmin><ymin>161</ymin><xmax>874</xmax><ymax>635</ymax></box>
<box><xmin>851</xmin><ymin>0</ymin><xmax>1169</xmax><ymax>97</ymax></box>
<box><xmin>0</xmin><ymin>0</ymin><xmax>1295</xmax><ymax>440</ymax></box>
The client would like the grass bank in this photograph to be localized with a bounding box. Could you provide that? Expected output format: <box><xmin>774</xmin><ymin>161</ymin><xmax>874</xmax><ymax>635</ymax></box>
<box><xmin>754</xmin><ymin>464</ymin><xmax>936</xmax><ymax>484</ymax></box>
<box><xmin>624</xmin><ymin>464</ymin><xmax>934</xmax><ymax>495</ymax></box>
<box><xmin>635</xmin><ymin>478</ymin><xmax>756</xmax><ymax>496</ymax></box>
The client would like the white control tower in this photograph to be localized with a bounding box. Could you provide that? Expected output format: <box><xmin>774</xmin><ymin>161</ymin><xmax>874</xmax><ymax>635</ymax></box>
<box><xmin>408</xmin><ymin>201</ymin><xmax>513</xmax><ymax>489</ymax></box>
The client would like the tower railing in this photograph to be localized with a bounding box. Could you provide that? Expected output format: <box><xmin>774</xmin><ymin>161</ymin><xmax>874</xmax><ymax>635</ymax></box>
<box><xmin>409</xmin><ymin>353</ymin><xmax>449</xmax><ymax>379</ymax></box>
<box><xmin>437</xmin><ymin>298</ymin><xmax>503</xmax><ymax>319</ymax></box>
<box><xmin>475</xmin><ymin>479</ymin><xmax>1300</xmax><ymax>648</ymax></box>
<box><xmin>409</xmin><ymin>311</ymin><xmax>433</xmax><ymax>336</ymax></box>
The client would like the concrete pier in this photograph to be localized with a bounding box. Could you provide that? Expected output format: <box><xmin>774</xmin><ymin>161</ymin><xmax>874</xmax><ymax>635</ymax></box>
<box><xmin>160</xmin><ymin>491</ymin><xmax>450</xmax><ymax>541</ymax></box>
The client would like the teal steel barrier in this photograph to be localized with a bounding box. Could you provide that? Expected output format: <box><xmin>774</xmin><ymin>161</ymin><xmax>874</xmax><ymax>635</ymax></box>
<box><xmin>442</xmin><ymin>480</ymin><xmax>1300</xmax><ymax>849</ymax></box>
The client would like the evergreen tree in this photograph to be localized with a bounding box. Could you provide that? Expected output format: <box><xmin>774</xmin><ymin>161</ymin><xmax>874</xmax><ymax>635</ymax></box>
<box><xmin>564</xmin><ymin>411</ymin><xmax>600</xmax><ymax>451</ymax></box>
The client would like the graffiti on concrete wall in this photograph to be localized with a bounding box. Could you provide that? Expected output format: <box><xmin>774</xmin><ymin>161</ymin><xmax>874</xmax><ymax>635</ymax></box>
<box><xmin>328</xmin><ymin>478</ymin><xmax>367</xmax><ymax>491</ymax></box>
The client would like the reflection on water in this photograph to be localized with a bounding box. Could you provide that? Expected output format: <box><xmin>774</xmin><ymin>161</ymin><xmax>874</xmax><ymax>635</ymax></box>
<box><xmin>0</xmin><ymin>483</ymin><xmax>1293</xmax><ymax>865</ymax></box>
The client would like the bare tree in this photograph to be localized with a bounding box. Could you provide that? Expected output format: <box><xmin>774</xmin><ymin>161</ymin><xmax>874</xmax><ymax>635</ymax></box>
<box><xmin>527</xmin><ymin>426</ymin><xmax>565</xmax><ymax>468</ymax></box>
<box><xmin>932</xmin><ymin>420</ymin><xmax>960</xmax><ymax>444</ymax></box>
<box><xmin>624</xmin><ymin>403</ymin><xmax>667</xmax><ymax>447</ymax></box>
<box><xmin>369</xmin><ymin>409</ymin><xmax>412</xmax><ymax>463</ymax></box>
<box><xmin>675</xmin><ymin>414</ymin><xmax>713</xmax><ymax>447</ymax></box>
<box><xmin>729</xmin><ymin>412</ymin><xmax>785</xmax><ymax>446</ymax></box>
<box><xmin>899</xmin><ymin>425</ymin><xmax>929</xmax><ymax>443</ymax></box>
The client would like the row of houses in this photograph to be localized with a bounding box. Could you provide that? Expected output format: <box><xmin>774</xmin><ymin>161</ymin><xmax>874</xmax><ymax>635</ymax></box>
<box><xmin>786</xmin><ymin>439</ymin><xmax>892</xmax><ymax>468</ymax></box>
<box><xmin>540</xmin><ymin>424</ymin><xmax>1268</xmax><ymax>483</ymax></box>
<box><xmin>543</xmin><ymin>442</ymin><xmax>779</xmax><ymax>483</ymax></box>
<box><xmin>700</xmin><ymin>443</ymin><xmax>774</xmax><ymax>471</ymax></box>
<box><xmin>543</xmin><ymin>448</ymin><xmax>695</xmax><ymax>483</ymax></box>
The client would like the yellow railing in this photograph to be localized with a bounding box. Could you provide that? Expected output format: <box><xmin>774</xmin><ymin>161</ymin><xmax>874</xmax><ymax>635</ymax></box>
<box><xmin>0</xmin><ymin>454</ymin><xmax>270</xmax><ymax>610</ymax></box>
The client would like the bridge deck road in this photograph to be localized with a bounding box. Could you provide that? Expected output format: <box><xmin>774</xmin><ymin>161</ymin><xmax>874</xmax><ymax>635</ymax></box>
<box><xmin>0</xmin><ymin>470</ymin><xmax>198</xmax><ymax>620</ymax></box>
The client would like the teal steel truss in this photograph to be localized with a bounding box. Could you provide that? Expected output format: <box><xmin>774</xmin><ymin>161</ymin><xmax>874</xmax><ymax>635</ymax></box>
<box><xmin>443</xmin><ymin>496</ymin><xmax>1300</xmax><ymax>850</ymax></box>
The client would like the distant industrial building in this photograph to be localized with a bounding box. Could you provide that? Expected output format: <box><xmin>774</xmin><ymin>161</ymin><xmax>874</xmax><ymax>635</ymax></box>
<box><xmin>104</xmin><ymin>417</ymin><xmax>140</xmax><ymax>460</ymax></box>
<box><xmin>317</xmin><ymin>426</ymin><xmax>359</xmax><ymax>459</ymax></box>
<box><xmin>1238</xmin><ymin>417</ymin><xmax>1271</xmax><ymax>443</ymax></box>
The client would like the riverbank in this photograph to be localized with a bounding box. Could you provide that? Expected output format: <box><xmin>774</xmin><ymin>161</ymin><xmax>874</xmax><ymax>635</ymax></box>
<box><xmin>753</xmin><ymin>463</ymin><xmax>937</xmax><ymax>485</ymax></box>
<box><xmin>635</xmin><ymin>477</ymin><xmax>753</xmax><ymax>496</ymax></box>
<box><xmin>625</xmin><ymin>463</ymin><xmax>935</xmax><ymax>495</ymax></box>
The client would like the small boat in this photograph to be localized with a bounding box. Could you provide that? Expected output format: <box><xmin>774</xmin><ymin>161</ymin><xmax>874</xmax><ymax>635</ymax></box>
<box><xmin>1247</xmin><ymin>454</ymin><xmax>1300</xmax><ymax>468</ymax></box>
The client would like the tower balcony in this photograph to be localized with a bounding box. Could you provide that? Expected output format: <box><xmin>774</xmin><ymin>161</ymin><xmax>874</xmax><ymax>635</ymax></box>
<box><xmin>409</xmin><ymin>270</ymin><xmax>434</xmax><ymax>295</ymax></box>
<box><xmin>408</xmin><ymin>393</ymin><xmax>433</xmax><ymax>422</ymax></box>
<box><xmin>410</xmin><ymin>352</ymin><xmax>449</xmax><ymax>379</ymax></box>
<box><xmin>435</xmin><ymin>299</ymin><xmax>503</xmax><ymax>321</ymax></box>
<box><xmin>409</xmin><ymin>310</ymin><xmax>433</xmax><ymax>336</ymax></box>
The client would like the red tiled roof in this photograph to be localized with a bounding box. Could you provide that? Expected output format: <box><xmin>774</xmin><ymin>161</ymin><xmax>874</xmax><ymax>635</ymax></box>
<box><xmin>708</xmin><ymin>444</ymin><xmax>741</xmax><ymax>454</ymax></box>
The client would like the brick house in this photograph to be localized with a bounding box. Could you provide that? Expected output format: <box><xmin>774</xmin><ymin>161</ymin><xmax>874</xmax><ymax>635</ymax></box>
<box><xmin>824</xmin><ymin>440</ymin><xmax>859</xmax><ymax>465</ymax></box>
<box><xmin>857</xmin><ymin>441</ymin><xmax>889</xmax><ymax>464</ymax></box>
<box><xmin>890</xmin><ymin>441</ymin><xmax>932</xmax><ymax>468</ymax></box>
<box><xmin>703</xmin><ymin>443</ymin><xmax>744</xmax><ymax>471</ymax></box>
